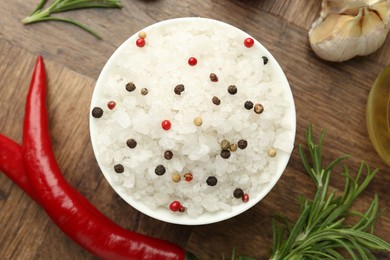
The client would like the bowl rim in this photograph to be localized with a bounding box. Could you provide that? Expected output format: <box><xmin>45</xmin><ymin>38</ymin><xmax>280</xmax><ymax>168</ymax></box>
<box><xmin>89</xmin><ymin>17</ymin><xmax>296</xmax><ymax>225</ymax></box>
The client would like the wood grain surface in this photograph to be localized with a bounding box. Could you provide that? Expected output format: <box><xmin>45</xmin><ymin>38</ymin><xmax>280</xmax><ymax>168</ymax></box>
<box><xmin>0</xmin><ymin>0</ymin><xmax>389</xmax><ymax>259</ymax></box>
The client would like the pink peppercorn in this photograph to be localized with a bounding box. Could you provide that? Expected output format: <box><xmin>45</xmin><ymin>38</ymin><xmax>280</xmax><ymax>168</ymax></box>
<box><xmin>136</xmin><ymin>38</ymin><xmax>146</xmax><ymax>47</ymax></box>
<box><xmin>244</xmin><ymin>38</ymin><xmax>254</xmax><ymax>48</ymax></box>
<box><xmin>188</xmin><ymin>57</ymin><xmax>197</xmax><ymax>66</ymax></box>
<box><xmin>107</xmin><ymin>101</ymin><xmax>116</xmax><ymax>110</ymax></box>
<box><xmin>169</xmin><ymin>201</ymin><xmax>181</xmax><ymax>212</ymax></box>
<box><xmin>184</xmin><ymin>173</ymin><xmax>193</xmax><ymax>182</ymax></box>
<box><xmin>242</xmin><ymin>194</ymin><xmax>249</xmax><ymax>202</ymax></box>
<box><xmin>161</xmin><ymin>120</ymin><xmax>171</xmax><ymax>130</ymax></box>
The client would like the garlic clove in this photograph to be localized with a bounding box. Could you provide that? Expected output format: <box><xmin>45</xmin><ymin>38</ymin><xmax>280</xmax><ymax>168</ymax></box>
<box><xmin>370</xmin><ymin>2</ymin><xmax>390</xmax><ymax>23</ymax></box>
<box><xmin>309</xmin><ymin>0</ymin><xmax>389</xmax><ymax>62</ymax></box>
<box><xmin>310</xmin><ymin>14</ymin><xmax>357</xmax><ymax>44</ymax></box>
<box><xmin>359</xmin><ymin>8</ymin><xmax>388</xmax><ymax>54</ymax></box>
<box><xmin>309</xmin><ymin>11</ymin><xmax>365</xmax><ymax>62</ymax></box>
<box><xmin>322</xmin><ymin>0</ymin><xmax>383</xmax><ymax>17</ymax></box>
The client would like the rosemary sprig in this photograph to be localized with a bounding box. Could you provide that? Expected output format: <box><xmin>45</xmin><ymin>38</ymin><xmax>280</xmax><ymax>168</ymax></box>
<box><xmin>269</xmin><ymin>124</ymin><xmax>390</xmax><ymax>260</ymax></box>
<box><xmin>22</xmin><ymin>0</ymin><xmax>122</xmax><ymax>39</ymax></box>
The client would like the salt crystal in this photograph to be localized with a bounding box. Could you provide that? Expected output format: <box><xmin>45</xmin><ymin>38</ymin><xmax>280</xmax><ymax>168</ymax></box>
<box><xmin>219</xmin><ymin>202</ymin><xmax>232</xmax><ymax>211</ymax></box>
<box><xmin>188</xmin><ymin>143</ymin><xmax>210</xmax><ymax>161</ymax></box>
<box><xmin>170</xmin><ymin>158</ymin><xmax>184</xmax><ymax>172</ymax></box>
<box><xmin>110</xmin><ymin>174</ymin><xmax>123</xmax><ymax>185</ymax></box>
<box><xmin>201</xmin><ymin>197</ymin><xmax>220</xmax><ymax>212</ymax></box>
<box><xmin>111</xmin><ymin>108</ymin><xmax>131</xmax><ymax>129</ymax></box>
<box><xmin>274</xmin><ymin>132</ymin><xmax>294</xmax><ymax>152</ymax></box>
<box><xmin>238</xmin><ymin>174</ymin><xmax>250</xmax><ymax>185</ymax></box>
<box><xmin>215</xmin><ymin>156</ymin><xmax>229</xmax><ymax>176</ymax></box>
<box><xmin>123</xmin><ymin>174</ymin><xmax>135</xmax><ymax>189</ymax></box>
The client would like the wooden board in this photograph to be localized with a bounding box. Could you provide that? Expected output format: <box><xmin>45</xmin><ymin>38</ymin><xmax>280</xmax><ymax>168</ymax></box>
<box><xmin>0</xmin><ymin>0</ymin><xmax>389</xmax><ymax>259</ymax></box>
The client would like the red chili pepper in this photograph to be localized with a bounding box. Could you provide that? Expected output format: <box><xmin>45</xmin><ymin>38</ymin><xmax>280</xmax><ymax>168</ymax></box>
<box><xmin>1</xmin><ymin>134</ymin><xmax>196</xmax><ymax>260</ymax></box>
<box><xmin>0</xmin><ymin>134</ymin><xmax>37</xmax><ymax>200</ymax></box>
<box><xmin>0</xmin><ymin>133</ymin><xmax>111</xmax><ymax>222</ymax></box>
<box><xmin>0</xmin><ymin>56</ymin><xmax>196</xmax><ymax>260</ymax></box>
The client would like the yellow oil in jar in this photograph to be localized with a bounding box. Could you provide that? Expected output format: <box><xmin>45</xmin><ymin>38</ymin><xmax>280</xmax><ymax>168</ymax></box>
<box><xmin>366</xmin><ymin>64</ymin><xmax>390</xmax><ymax>166</ymax></box>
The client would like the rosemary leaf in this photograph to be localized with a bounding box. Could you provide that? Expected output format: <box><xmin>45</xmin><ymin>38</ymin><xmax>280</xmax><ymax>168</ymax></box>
<box><xmin>51</xmin><ymin>1</ymin><xmax>122</xmax><ymax>13</ymax></box>
<box><xmin>22</xmin><ymin>0</ymin><xmax>122</xmax><ymax>39</ymax></box>
<box><xmin>267</xmin><ymin>125</ymin><xmax>390</xmax><ymax>259</ymax></box>
<box><xmin>31</xmin><ymin>0</ymin><xmax>49</xmax><ymax>15</ymax></box>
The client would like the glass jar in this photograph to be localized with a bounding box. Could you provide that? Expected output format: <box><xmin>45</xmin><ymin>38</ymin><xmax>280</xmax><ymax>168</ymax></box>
<box><xmin>366</xmin><ymin>64</ymin><xmax>390</xmax><ymax>166</ymax></box>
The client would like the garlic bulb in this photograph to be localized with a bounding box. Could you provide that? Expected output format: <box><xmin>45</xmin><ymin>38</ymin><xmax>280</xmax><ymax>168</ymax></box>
<box><xmin>309</xmin><ymin>0</ymin><xmax>390</xmax><ymax>62</ymax></box>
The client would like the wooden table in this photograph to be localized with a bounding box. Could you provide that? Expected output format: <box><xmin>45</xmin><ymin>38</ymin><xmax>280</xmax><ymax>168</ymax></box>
<box><xmin>1</xmin><ymin>1</ymin><xmax>389</xmax><ymax>259</ymax></box>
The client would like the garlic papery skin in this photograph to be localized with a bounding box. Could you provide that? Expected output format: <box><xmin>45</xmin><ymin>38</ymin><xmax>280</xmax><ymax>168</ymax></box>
<box><xmin>309</xmin><ymin>0</ymin><xmax>390</xmax><ymax>62</ymax></box>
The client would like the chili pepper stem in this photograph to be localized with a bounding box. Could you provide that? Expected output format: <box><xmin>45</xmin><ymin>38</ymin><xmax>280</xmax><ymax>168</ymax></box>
<box><xmin>185</xmin><ymin>252</ymin><xmax>199</xmax><ymax>260</ymax></box>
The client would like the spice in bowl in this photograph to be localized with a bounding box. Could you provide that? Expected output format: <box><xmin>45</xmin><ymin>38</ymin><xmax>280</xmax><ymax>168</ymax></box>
<box><xmin>90</xmin><ymin>17</ymin><xmax>295</xmax><ymax>225</ymax></box>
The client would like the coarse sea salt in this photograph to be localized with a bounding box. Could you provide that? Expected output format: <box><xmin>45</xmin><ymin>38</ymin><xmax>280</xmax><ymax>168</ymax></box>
<box><xmin>90</xmin><ymin>18</ymin><xmax>295</xmax><ymax>222</ymax></box>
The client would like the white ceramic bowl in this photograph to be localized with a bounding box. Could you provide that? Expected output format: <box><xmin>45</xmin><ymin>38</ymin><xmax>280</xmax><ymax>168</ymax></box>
<box><xmin>90</xmin><ymin>17</ymin><xmax>296</xmax><ymax>225</ymax></box>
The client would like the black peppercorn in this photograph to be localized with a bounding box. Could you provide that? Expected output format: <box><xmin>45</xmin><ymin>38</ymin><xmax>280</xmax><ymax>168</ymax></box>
<box><xmin>238</xmin><ymin>139</ymin><xmax>248</xmax><ymax>149</ymax></box>
<box><xmin>244</xmin><ymin>101</ymin><xmax>254</xmax><ymax>110</ymax></box>
<box><xmin>126</xmin><ymin>139</ymin><xmax>137</xmax><ymax>149</ymax></box>
<box><xmin>114</xmin><ymin>164</ymin><xmax>124</xmax><ymax>173</ymax></box>
<box><xmin>174</xmin><ymin>84</ymin><xmax>185</xmax><ymax>95</ymax></box>
<box><xmin>262</xmin><ymin>56</ymin><xmax>269</xmax><ymax>65</ymax></box>
<box><xmin>209</xmin><ymin>73</ymin><xmax>218</xmax><ymax>82</ymax></box>
<box><xmin>233</xmin><ymin>188</ymin><xmax>244</xmax><ymax>198</ymax></box>
<box><xmin>254</xmin><ymin>103</ymin><xmax>264</xmax><ymax>114</ymax></box>
<box><xmin>155</xmin><ymin>165</ymin><xmax>166</xmax><ymax>176</ymax></box>
<box><xmin>206</xmin><ymin>176</ymin><xmax>218</xmax><ymax>186</ymax></box>
<box><xmin>227</xmin><ymin>85</ymin><xmax>237</xmax><ymax>95</ymax></box>
<box><xmin>91</xmin><ymin>107</ymin><xmax>103</xmax><ymax>118</ymax></box>
<box><xmin>212</xmin><ymin>96</ymin><xmax>221</xmax><ymax>105</ymax></box>
<box><xmin>126</xmin><ymin>82</ymin><xmax>136</xmax><ymax>92</ymax></box>
<box><xmin>220</xmin><ymin>149</ymin><xmax>231</xmax><ymax>159</ymax></box>
<box><xmin>164</xmin><ymin>150</ymin><xmax>173</xmax><ymax>160</ymax></box>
